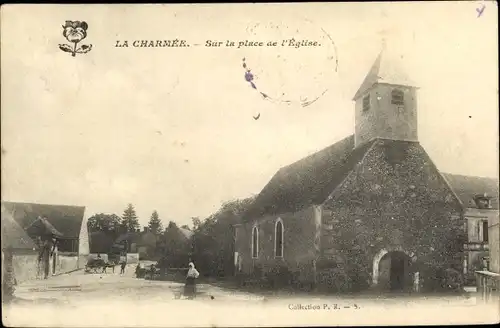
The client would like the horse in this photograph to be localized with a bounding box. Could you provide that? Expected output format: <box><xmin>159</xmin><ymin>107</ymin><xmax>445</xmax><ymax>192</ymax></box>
<box><xmin>101</xmin><ymin>261</ymin><xmax>117</xmax><ymax>274</ymax></box>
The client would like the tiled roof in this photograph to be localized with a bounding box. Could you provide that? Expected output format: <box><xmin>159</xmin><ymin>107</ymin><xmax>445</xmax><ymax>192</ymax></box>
<box><xmin>25</xmin><ymin>216</ymin><xmax>64</xmax><ymax>237</ymax></box>
<box><xmin>2</xmin><ymin>202</ymin><xmax>86</xmax><ymax>239</ymax></box>
<box><xmin>441</xmin><ymin>173</ymin><xmax>499</xmax><ymax>210</ymax></box>
<box><xmin>242</xmin><ymin>135</ymin><xmax>375</xmax><ymax>220</ymax></box>
<box><xmin>179</xmin><ymin>227</ymin><xmax>194</xmax><ymax>239</ymax></box>
<box><xmin>1</xmin><ymin>205</ymin><xmax>37</xmax><ymax>250</ymax></box>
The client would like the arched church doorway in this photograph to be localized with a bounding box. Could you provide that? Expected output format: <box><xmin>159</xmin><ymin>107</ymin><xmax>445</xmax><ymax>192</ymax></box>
<box><xmin>378</xmin><ymin>251</ymin><xmax>413</xmax><ymax>292</ymax></box>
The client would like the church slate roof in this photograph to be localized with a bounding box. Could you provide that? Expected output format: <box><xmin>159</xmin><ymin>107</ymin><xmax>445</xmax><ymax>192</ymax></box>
<box><xmin>1</xmin><ymin>202</ymin><xmax>86</xmax><ymax>239</ymax></box>
<box><xmin>441</xmin><ymin>173</ymin><xmax>499</xmax><ymax>210</ymax></box>
<box><xmin>241</xmin><ymin>135</ymin><xmax>499</xmax><ymax>222</ymax></box>
<box><xmin>242</xmin><ymin>135</ymin><xmax>376</xmax><ymax>220</ymax></box>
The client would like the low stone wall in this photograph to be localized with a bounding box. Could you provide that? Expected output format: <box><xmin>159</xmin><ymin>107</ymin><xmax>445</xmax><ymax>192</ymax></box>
<box><xmin>55</xmin><ymin>254</ymin><xmax>79</xmax><ymax>275</ymax></box>
<box><xmin>12</xmin><ymin>253</ymin><xmax>39</xmax><ymax>284</ymax></box>
<box><xmin>78</xmin><ymin>254</ymin><xmax>89</xmax><ymax>268</ymax></box>
<box><xmin>126</xmin><ymin>253</ymin><xmax>139</xmax><ymax>264</ymax></box>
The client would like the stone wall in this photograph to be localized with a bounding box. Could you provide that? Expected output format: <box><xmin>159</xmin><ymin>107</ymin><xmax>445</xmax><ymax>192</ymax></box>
<box><xmin>355</xmin><ymin>84</ymin><xmax>418</xmax><ymax>148</ymax></box>
<box><xmin>79</xmin><ymin>214</ymin><xmax>90</xmax><ymax>256</ymax></box>
<box><xmin>11</xmin><ymin>253</ymin><xmax>38</xmax><ymax>283</ymax></box>
<box><xmin>320</xmin><ymin>139</ymin><xmax>465</xmax><ymax>292</ymax></box>
<box><xmin>54</xmin><ymin>254</ymin><xmax>79</xmax><ymax>275</ymax></box>
<box><xmin>126</xmin><ymin>253</ymin><xmax>140</xmax><ymax>264</ymax></box>
<box><xmin>489</xmin><ymin>215</ymin><xmax>499</xmax><ymax>273</ymax></box>
<box><xmin>78</xmin><ymin>254</ymin><xmax>89</xmax><ymax>268</ymax></box>
<box><xmin>235</xmin><ymin>206</ymin><xmax>317</xmax><ymax>287</ymax></box>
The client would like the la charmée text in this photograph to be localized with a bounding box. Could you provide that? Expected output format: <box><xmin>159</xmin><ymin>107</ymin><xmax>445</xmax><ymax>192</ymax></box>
<box><xmin>114</xmin><ymin>38</ymin><xmax>321</xmax><ymax>49</ymax></box>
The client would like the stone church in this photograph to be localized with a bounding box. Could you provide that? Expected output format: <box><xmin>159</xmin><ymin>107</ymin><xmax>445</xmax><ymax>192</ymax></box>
<box><xmin>234</xmin><ymin>47</ymin><xmax>477</xmax><ymax>293</ymax></box>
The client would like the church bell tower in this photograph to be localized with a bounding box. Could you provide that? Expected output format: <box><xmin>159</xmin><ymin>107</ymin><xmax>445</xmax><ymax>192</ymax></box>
<box><xmin>352</xmin><ymin>43</ymin><xmax>419</xmax><ymax>148</ymax></box>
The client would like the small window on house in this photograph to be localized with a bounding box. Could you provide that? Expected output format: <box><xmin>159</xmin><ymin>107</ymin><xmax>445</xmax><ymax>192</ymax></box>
<box><xmin>391</xmin><ymin>89</ymin><xmax>404</xmax><ymax>105</ymax></box>
<box><xmin>475</xmin><ymin>195</ymin><xmax>492</xmax><ymax>209</ymax></box>
<box><xmin>482</xmin><ymin>220</ymin><xmax>489</xmax><ymax>242</ymax></box>
<box><xmin>275</xmin><ymin>219</ymin><xmax>284</xmax><ymax>258</ymax></box>
<box><xmin>362</xmin><ymin>94</ymin><xmax>370</xmax><ymax>112</ymax></box>
<box><xmin>251</xmin><ymin>226</ymin><xmax>259</xmax><ymax>259</ymax></box>
<box><xmin>482</xmin><ymin>256</ymin><xmax>490</xmax><ymax>270</ymax></box>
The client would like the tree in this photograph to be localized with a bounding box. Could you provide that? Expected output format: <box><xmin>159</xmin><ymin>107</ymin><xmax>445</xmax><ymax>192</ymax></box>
<box><xmin>87</xmin><ymin>213</ymin><xmax>122</xmax><ymax>233</ymax></box>
<box><xmin>157</xmin><ymin>221</ymin><xmax>192</xmax><ymax>268</ymax></box>
<box><xmin>148</xmin><ymin>210</ymin><xmax>163</xmax><ymax>235</ymax></box>
<box><xmin>87</xmin><ymin>213</ymin><xmax>122</xmax><ymax>254</ymax></box>
<box><xmin>192</xmin><ymin>217</ymin><xmax>202</xmax><ymax>230</ymax></box>
<box><xmin>191</xmin><ymin>196</ymin><xmax>256</xmax><ymax>277</ymax></box>
<box><xmin>121</xmin><ymin>203</ymin><xmax>139</xmax><ymax>233</ymax></box>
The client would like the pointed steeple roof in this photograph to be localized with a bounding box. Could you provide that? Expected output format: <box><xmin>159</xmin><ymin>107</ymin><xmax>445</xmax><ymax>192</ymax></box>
<box><xmin>353</xmin><ymin>42</ymin><xmax>416</xmax><ymax>100</ymax></box>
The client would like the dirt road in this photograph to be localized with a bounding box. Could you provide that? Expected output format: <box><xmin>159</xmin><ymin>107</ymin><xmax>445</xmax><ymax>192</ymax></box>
<box><xmin>3</xmin><ymin>265</ymin><xmax>498</xmax><ymax>327</ymax></box>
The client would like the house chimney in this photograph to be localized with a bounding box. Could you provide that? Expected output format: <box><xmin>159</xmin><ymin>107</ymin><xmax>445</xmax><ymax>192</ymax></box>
<box><xmin>143</xmin><ymin>227</ymin><xmax>149</xmax><ymax>233</ymax></box>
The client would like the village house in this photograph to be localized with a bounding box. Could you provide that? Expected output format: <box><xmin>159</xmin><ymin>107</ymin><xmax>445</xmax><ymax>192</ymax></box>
<box><xmin>137</xmin><ymin>227</ymin><xmax>159</xmax><ymax>260</ymax></box>
<box><xmin>1</xmin><ymin>207</ymin><xmax>38</xmax><ymax>286</ymax></box>
<box><xmin>440</xmin><ymin>174</ymin><xmax>499</xmax><ymax>283</ymax></box>
<box><xmin>234</xmin><ymin>47</ymin><xmax>491</xmax><ymax>293</ymax></box>
<box><xmin>138</xmin><ymin>226</ymin><xmax>193</xmax><ymax>261</ymax></box>
<box><xmin>488</xmin><ymin>216</ymin><xmax>499</xmax><ymax>274</ymax></box>
<box><xmin>474</xmin><ymin>201</ymin><xmax>500</xmax><ymax>302</ymax></box>
<box><xmin>1</xmin><ymin>202</ymin><xmax>89</xmax><ymax>278</ymax></box>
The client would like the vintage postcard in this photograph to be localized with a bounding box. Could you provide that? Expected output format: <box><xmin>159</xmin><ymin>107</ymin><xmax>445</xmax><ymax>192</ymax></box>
<box><xmin>1</xmin><ymin>2</ymin><xmax>499</xmax><ymax>327</ymax></box>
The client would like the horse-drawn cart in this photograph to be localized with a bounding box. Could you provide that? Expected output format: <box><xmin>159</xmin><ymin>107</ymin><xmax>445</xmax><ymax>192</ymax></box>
<box><xmin>85</xmin><ymin>258</ymin><xmax>116</xmax><ymax>274</ymax></box>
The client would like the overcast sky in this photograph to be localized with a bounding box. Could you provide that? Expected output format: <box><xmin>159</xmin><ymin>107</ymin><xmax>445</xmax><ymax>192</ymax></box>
<box><xmin>1</xmin><ymin>3</ymin><xmax>498</xmax><ymax>226</ymax></box>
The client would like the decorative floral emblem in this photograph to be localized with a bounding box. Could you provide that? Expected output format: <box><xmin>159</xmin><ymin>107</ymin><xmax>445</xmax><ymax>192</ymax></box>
<box><xmin>59</xmin><ymin>21</ymin><xmax>92</xmax><ymax>57</ymax></box>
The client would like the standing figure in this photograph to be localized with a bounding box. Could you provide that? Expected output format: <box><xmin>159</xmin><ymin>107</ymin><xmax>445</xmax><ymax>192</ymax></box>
<box><xmin>135</xmin><ymin>263</ymin><xmax>142</xmax><ymax>278</ymax></box>
<box><xmin>149</xmin><ymin>264</ymin><xmax>156</xmax><ymax>280</ymax></box>
<box><xmin>119</xmin><ymin>253</ymin><xmax>127</xmax><ymax>275</ymax></box>
<box><xmin>184</xmin><ymin>262</ymin><xmax>200</xmax><ymax>299</ymax></box>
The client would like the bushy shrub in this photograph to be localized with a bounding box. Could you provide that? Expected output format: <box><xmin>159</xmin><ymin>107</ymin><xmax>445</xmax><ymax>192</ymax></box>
<box><xmin>252</xmin><ymin>264</ymin><xmax>263</xmax><ymax>279</ymax></box>
<box><xmin>266</xmin><ymin>265</ymin><xmax>292</xmax><ymax>289</ymax></box>
<box><xmin>421</xmin><ymin>266</ymin><xmax>463</xmax><ymax>292</ymax></box>
<box><xmin>317</xmin><ymin>268</ymin><xmax>351</xmax><ymax>293</ymax></box>
<box><xmin>443</xmin><ymin>268</ymin><xmax>464</xmax><ymax>292</ymax></box>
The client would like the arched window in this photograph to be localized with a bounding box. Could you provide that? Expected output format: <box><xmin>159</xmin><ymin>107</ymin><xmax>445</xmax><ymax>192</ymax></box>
<box><xmin>275</xmin><ymin>219</ymin><xmax>284</xmax><ymax>258</ymax></box>
<box><xmin>391</xmin><ymin>89</ymin><xmax>404</xmax><ymax>105</ymax></box>
<box><xmin>251</xmin><ymin>226</ymin><xmax>259</xmax><ymax>259</ymax></box>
